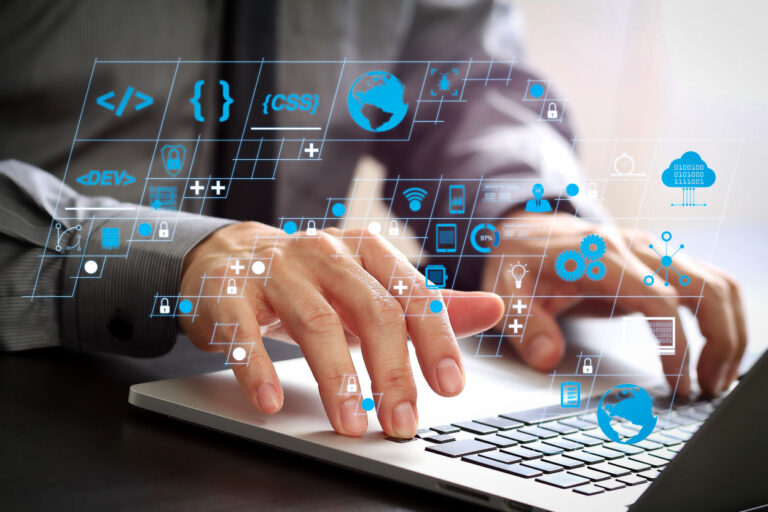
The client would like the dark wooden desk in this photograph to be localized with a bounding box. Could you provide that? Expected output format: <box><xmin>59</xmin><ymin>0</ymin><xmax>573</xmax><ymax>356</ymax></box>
<box><xmin>0</xmin><ymin>339</ymin><xmax>484</xmax><ymax>511</ymax></box>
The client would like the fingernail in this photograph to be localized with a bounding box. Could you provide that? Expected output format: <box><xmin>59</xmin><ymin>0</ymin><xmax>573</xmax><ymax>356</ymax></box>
<box><xmin>525</xmin><ymin>334</ymin><xmax>556</xmax><ymax>367</ymax></box>
<box><xmin>256</xmin><ymin>382</ymin><xmax>281</xmax><ymax>412</ymax></box>
<box><xmin>392</xmin><ymin>402</ymin><xmax>417</xmax><ymax>438</ymax></box>
<box><xmin>340</xmin><ymin>398</ymin><xmax>367</xmax><ymax>434</ymax></box>
<box><xmin>436</xmin><ymin>357</ymin><xmax>464</xmax><ymax>395</ymax></box>
<box><xmin>713</xmin><ymin>365</ymin><xmax>730</xmax><ymax>395</ymax></box>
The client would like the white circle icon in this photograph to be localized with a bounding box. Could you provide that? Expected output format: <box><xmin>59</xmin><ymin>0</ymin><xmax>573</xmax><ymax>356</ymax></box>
<box><xmin>84</xmin><ymin>260</ymin><xmax>99</xmax><ymax>274</ymax></box>
<box><xmin>251</xmin><ymin>261</ymin><xmax>266</xmax><ymax>275</ymax></box>
<box><xmin>367</xmin><ymin>221</ymin><xmax>382</xmax><ymax>235</ymax></box>
<box><xmin>232</xmin><ymin>347</ymin><xmax>247</xmax><ymax>361</ymax></box>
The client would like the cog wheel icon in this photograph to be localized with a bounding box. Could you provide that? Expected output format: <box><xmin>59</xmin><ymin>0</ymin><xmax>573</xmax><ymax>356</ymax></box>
<box><xmin>586</xmin><ymin>260</ymin><xmax>607</xmax><ymax>281</ymax></box>
<box><xmin>580</xmin><ymin>234</ymin><xmax>607</xmax><ymax>261</ymax></box>
<box><xmin>555</xmin><ymin>250</ymin><xmax>586</xmax><ymax>281</ymax></box>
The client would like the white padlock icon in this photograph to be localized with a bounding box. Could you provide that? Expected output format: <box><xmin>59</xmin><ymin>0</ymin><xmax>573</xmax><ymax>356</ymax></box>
<box><xmin>227</xmin><ymin>278</ymin><xmax>237</xmax><ymax>295</ymax></box>
<box><xmin>159</xmin><ymin>297</ymin><xmax>171</xmax><ymax>314</ymax></box>
<box><xmin>346</xmin><ymin>376</ymin><xmax>358</xmax><ymax>393</ymax></box>
<box><xmin>306</xmin><ymin>220</ymin><xmax>317</xmax><ymax>236</ymax></box>
<box><xmin>158</xmin><ymin>221</ymin><xmax>169</xmax><ymax>239</ymax></box>
<box><xmin>588</xmin><ymin>182</ymin><xmax>598</xmax><ymax>199</ymax></box>
<box><xmin>547</xmin><ymin>102</ymin><xmax>558</xmax><ymax>119</ymax></box>
<box><xmin>583</xmin><ymin>358</ymin><xmax>593</xmax><ymax>374</ymax></box>
<box><xmin>388</xmin><ymin>220</ymin><xmax>399</xmax><ymax>236</ymax></box>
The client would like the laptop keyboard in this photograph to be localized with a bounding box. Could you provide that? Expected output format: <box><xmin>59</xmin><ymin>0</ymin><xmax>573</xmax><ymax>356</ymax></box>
<box><xmin>388</xmin><ymin>396</ymin><xmax>722</xmax><ymax>496</ymax></box>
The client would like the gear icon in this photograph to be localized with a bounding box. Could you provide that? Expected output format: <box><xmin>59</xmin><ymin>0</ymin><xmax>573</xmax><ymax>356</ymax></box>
<box><xmin>580</xmin><ymin>234</ymin><xmax>606</xmax><ymax>261</ymax></box>
<box><xmin>585</xmin><ymin>260</ymin><xmax>606</xmax><ymax>281</ymax></box>
<box><xmin>554</xmin><ymin>250</ymin><xmax>586</xmax><ymax>281</ymax></box>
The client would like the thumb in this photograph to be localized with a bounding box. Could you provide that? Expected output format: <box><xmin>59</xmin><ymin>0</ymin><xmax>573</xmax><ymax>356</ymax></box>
<box><xmin>442</xmin><ymin>290</ymin><xmax>505</xmax><ymax>338</ymax></box>
<box><xmin>511</xmin><ymin>306</ymin><xmax>566</xmax><ymax>371</ymax></box>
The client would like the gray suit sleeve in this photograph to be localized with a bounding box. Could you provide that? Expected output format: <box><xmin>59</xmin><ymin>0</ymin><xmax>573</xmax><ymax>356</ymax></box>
<box><xmin>0</xmin><ymin>160</ymin><xmax>232</xmax><ymax>356</ymax></box>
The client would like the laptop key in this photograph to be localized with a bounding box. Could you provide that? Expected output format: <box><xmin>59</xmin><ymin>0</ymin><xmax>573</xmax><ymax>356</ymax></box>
<box><xmin>668</xmin><ymin>443</ymin><xmax>684</xmax><ymax>452</ymax></box>
<box><xmin>581</xmin><ymin>428</ymin><xmax>612</xmax><ymax>442</ymax></box>
<box><xmin>452</xmin><ymin>421</ymin><xmax>497</xmax><ymax>435</ymax></box>
<box><xmin>424</xmin><ymin>434</ymin><xmax>456</xmax><ymax>443</ymax></box>
<box><xmin>564</xmin><ymin>433</ymin><xmax>603</xmax><ymax>447</ymax></box>
<box><xmin>415</xmin><ymin>429</ymin><xmax>434</xmax><ymax>439</ymax></box>
<box><xmin>617</xmin><ymin>474</ymin><xmax>648</xmax><ymax>486</ymax></box>
<box><xmin>536</xmin><ymin>472</ymin><xmax>590</xmax><ymax>489</ymax></box>
<box><xmin>540</xmin><ymin>421</ymin><xmax>578</xmax><ymax>435</ymax></box>
<box><xmin>425</xmin><ymin>439</ymin><xmax>495</xmax><ymax>458</ymax></box>
<box><xmin>573</xmin><ymin>484</ymin><xmax>605</xmax><ymax>495</ymax></box>
<box><xmin>638</xmin><ymin>469</ymin><xmax>661</xmax><ymax>480</ymax></box>
<box><xmin>500</xmin><ymin>407</ymin><xmax>582</xmax><ymax>425</ymax></box>
<box><xmin>498</xmin><ymin>430</ymin><xmax>536</xmax><ymax>444</ymax></box>
<box><xmin>578</xmin><ymin>412</ymin><xmax>600</xmax><ymax>425</ymax></box>
<box><xmin>595</xmin><ymin>479</ymin><xmax>626</xmax><ymax>491</ymax></box>
<box><xmin>462</xmin><ymin>454</ymin><xmax>542</xmax><ymax>478</ymax></box>
<box><xmin>475</xmin><ymin>434</ymin><xmax>517</xmax><ymax>448</ymax></box>
<box><xmin>609</xmin><ymin>458</ymin><xmax>651</xmax><ymax>472</ymax></box>
<box><xmin>646</xmin><ymin>433</ymin><xmax>682</xmax><ymax>446</ymax></box>
<box><xmin>542</xmin><ymin>437</ymin><xmax>583</xmax><ymax>451</ymax></box>
<box><xmin>474</xmin><ymin>416</ymin><xmax>524</xmax><ymax>430</ymax></box>
<box><xmin>628</xmin><ymin>452</ymin><xmax>668</xmax><ymax>468</ymax></box>
<box><xmin>568</xmin><ymin>467</ymin><xmax>610</xmax><ymax>481</ymax></box>
<box><xmin>604</xmin><ymin>442</ymin><xmax>643</xmax><ymax>455</ymax></box>
<box><xmin>591</xmin><ymin>462</ymin><xmax>631</xmax><ymax>477</ymax></box>
<box><xmin>648</xmin><ymin>448</ymin><xmax>677</xmax><ymax>461</ymax></box>
<box><xmin>563</xmin><ymin>450</ymin><xmax>605</xmax><ymax>464</ymax></box>
<box><xmin>559</xmin><ymin>417</ymin><xmax>596</xmax><ymax>430</ymax></box>
<box><xmin>502</xmin><ymin>446</ymin><xmax>543</xmax><ymax>460</ymax></box>
<box><xmin>678</xmin><ymin>423</ymin><xmax>701</xmax><ymax>434</ymax></box>
<box><xmin>583</xmin><ymin>446</ymin><xmax>624</xmax><ymax>460</ymax></box>
<box><xmin>480</xmin><ymin>450</ymin><xmax>521</xmax><ymax>464</ymax></box>
<box><xmin>543</xmin><ymin>455</ymin><xmax>585</xmax><ymax>469</ymax></box>
<box><xmin>522</xmin><ymin>459</ymin><xmax>563</xmax><ymax>474</ymax></box>
<box><xmin>527</xmin><ymin>441</ymin><xmax>563</xmax><ymax>455</ymax></box>
<box><xmin>519</xmin><ymin>426</ymin><xmax>559</xmax><ymax>439</ymax></box>
<box><xmin>633</xmin><ymin>439</ymin><xmax>663</xmax><ymax>451</ymax></box>
<box><xmin>660</xmin><ymin>428</ymin><xmax>692</xmax><ymax>442</ymax></box>
<box><xmin>430</xmin><ymin>424</ymin><xmax>460</xmax><ymax>435</ymax></box>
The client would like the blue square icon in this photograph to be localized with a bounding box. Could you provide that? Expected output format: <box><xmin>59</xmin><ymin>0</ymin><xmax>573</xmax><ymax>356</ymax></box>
<box><xmin>101</xmin><ymin>227</ymin><xmax>120</xmax><ymax>250</ymax></box>
<box><xmin>425</xmin><ymin>265</ymin><xmax>448</xmax><ymax>289</ymax></box>
<box><xmin>435</xmin><ymin>224</ymin><xmax>457</xmax><ymax>253</ymax></box>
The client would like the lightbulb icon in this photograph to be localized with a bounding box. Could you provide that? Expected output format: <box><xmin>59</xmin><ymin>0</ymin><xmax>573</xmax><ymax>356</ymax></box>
<box><xmin>508</xmin><ymin>261</ymin><xmax>528</xmax><ymax>289</ymax></box>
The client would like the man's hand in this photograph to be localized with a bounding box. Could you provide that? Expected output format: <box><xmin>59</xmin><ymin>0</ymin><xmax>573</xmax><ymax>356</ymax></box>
<box><xmin>483</xmin><ymin>211</ymin><xmax>747</xmax><ymax>396</ymax></box>
<box><xmin>180</xmin><ymin>222</ymin><xmax>504</xmax><ymax>438</ymax></box>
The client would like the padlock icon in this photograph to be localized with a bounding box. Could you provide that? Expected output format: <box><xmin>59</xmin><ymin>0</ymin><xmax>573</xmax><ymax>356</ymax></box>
<box><xmin>161</xmin><ymin>144</ymin><xmax>186</xmax><ymax>177</ymax></box>
<box><xmin>388</xmin><ymin>220</ymin><xmax>399</xmax><ymax>236</ymax></box>
<box><xmin>346</xmin><ymin>376</ymin><xmax>358</xmax><ymax>393</ymax></box>
<box><xmin>547</xmin><ymin>102</ymin><xmax>558</xmax><ymax>119</ymax></box>
<box><xmin>158</xmin><ymin>221</ymin><xmax>169</xmax><ymax>239</ymax></box>
<box><xmin>583</xmin><ymin>357</ymin><xmax>593</xmax><ymax>374</ymax></box>
<box><xmin>159</xmin><ymin>297</ymin><xmax>171</xmax><ymax>315</ymax></box>
<box><xmin>167</xmin><ymin>147</ymin><xmax>182</xmax><ymax>171</ymax></box>
<box><xmin>227</xmin><ymin>278</ymin><xmax>237</xmax><ymax>295</ymax></box>
<box><xmin>306</xmin><ymin>220</ymin><xmax>317</xmax><ymax>236</ymax></box>
<box><xmin>588</xmin><ymin>182</ymin><xmax>598</xmax><ymax>199</ymax></box>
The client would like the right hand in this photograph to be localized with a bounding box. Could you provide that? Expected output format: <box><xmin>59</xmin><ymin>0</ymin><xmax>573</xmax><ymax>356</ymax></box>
<box><xmin>179</xmin><ymin>221</ymin><xmax>504</xmax><ymax>438</ymax></box>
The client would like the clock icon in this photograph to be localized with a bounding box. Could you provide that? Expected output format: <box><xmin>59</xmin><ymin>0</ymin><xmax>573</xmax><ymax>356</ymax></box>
<box><xmin>613</xmin><ymin>152</ymin><xmax>636</xmax><ymax>175</ymax></box>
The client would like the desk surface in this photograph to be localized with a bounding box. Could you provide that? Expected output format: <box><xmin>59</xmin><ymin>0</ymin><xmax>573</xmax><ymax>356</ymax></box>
<box><xmin>0</xmin><ymin>339</ymin><xmax>483</xmax><ymax>511</ymax></box>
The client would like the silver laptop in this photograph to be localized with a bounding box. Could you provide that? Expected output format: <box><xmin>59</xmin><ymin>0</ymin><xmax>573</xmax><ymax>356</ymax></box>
<box><xmin>129</xmin><ymin>333</ymin><xmax>766</xmax><ymax>511</ymax></box>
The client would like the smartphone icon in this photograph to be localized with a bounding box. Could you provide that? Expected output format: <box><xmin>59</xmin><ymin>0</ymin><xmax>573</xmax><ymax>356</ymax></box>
<box><xmin>449</xmin><ymin>185</ymin><xmax>465</xmax><ymax>214</ymax></box>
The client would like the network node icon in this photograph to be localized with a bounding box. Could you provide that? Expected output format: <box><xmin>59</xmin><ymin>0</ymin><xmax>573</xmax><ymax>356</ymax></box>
<box><xmin>644</xmin><ymin>231</ymin><xmax>690</xmax><ymax>287</ymax></box>
<box><xmin>403</xmin><ymin>187</ymin><xmax>428</xmax><ymax>212</ymax></box>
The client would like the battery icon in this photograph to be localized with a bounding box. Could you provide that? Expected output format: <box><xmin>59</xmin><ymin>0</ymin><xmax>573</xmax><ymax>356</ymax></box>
<box><xmin>560</xmin><ymin>381</ymin><xmax>581</xmax><ymax>408</ymax></box>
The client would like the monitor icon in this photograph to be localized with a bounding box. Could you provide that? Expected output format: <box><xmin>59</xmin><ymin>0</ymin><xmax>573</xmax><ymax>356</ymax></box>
<box><xmin>101</xmin><ymin>227</ymin><xmax>120</xmax><ymax>250</ymax></box>
<box><xmin>435</xmin><ymin>224</ymin><xmax>457</xmax><ymax>253</ymax></box>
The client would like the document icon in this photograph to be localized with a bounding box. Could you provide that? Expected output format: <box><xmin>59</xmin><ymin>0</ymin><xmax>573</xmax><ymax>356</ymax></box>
<box><xmin>560</xmin><ymin>381</ymin><xmax>581</xmax><ymax>408</ymax></box>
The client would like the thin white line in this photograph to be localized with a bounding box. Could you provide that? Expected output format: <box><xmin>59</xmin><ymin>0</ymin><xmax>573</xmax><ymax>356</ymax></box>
<box><xmin>64</xmin><ymin>207</ymin><xmax>137</xmax><ymax>211</ymax></box>
<box><xmin>249</xmin><ymin>127</ymin><xmax>322</xmax><ymax>131</ymax></box>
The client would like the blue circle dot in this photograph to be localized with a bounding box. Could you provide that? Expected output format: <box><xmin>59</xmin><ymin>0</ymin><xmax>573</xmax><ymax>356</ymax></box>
<box><xmin>566</xmin><ymin>183</ymin><xmax>579</xmax><ymax>197</ymax></box>
<box><xmin>284</xmin><ymin>221</ymin><xmax>298</xmax><ymax>235</ymax></box>
<box><xmin>178</xmin><ymin>299</ymin><xmax>193</xmax><ymax>314</ymax></box>
<box><xmin>661</xmin><ymin>255</ymin><xmax>672</xmax><ymax>267</ymax></box>
<box><xmin>361</xmin><ymin>398</ymin><xmax>375</xmax><ymax>411</ymax></box>
<box><xmin>138</xmin><ymin>223</ymin><xmax>152</xmax><ymax>237</ymax></box>
<box><xmin>332</xmin><ymin>203</ymin><xmax>346</xmax><ymax>217</ymax></box>
<box><xmin>429</xmin><ymin>300</ymin><xmax>443</xmax><ymax>313</ymax></box>
<box><xmin>530</xmin><ymin>84</ymin><xmax>544</xmax><ymax>98</ymax></box>
<box><xmin>409</xmin><ymin>200</ymin><xmax>421</xmax><ymax>212</ymax></box>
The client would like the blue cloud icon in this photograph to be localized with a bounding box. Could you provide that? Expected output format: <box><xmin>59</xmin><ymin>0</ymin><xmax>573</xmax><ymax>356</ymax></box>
<box><xmin>662</xmin><ymin>151</ymin><xmax>716</xmax><ymax>188</ymax></box>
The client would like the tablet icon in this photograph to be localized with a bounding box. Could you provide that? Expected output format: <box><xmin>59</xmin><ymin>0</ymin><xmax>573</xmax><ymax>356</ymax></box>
<box><xmin>561</xmin><ymin>381</ymin><xmax>581</xmax><ymax>408</ymax></box>
<box><xmin>435</xmin><ymin>224</ymin><xmax>457</xmax><ymax>253</ymax></box>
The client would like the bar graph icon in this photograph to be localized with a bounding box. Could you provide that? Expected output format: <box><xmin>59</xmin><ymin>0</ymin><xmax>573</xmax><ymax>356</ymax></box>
<box><xmin>560</xmin><ymin>381</ymin><xmax>581</xmax><ymax>408</ymax></box>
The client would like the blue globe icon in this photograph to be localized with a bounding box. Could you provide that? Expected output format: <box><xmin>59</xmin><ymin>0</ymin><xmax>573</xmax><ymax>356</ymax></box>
<box><xmin>597</xmin><ymin>384</ymin><xmax>657</xmax><ymax>444</ymax></box>
<box><xmin>347</xmin><ymin>71</ymin><xmax>408</xmax><ymax>132</ymax></box>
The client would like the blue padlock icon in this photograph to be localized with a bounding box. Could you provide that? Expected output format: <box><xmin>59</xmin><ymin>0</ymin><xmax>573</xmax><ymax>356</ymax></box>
<box><xmin>161</xmin><ymin>144</ymin><xmax>186</xmax><ymax>177</ymax></box>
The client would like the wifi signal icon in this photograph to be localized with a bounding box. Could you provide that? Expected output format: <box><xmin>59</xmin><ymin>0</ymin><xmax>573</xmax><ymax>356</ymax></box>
<box><xmin>403</xmin><ymin>187</ymin><xmax>428</xmax><ymax>212</ymax></box>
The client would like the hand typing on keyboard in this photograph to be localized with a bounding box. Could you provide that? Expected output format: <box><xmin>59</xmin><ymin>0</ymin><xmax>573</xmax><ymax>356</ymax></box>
<box><xmin>481</xmin><ymin>211</ymin><xmax>747</xmax><ymax>396</ymax></box>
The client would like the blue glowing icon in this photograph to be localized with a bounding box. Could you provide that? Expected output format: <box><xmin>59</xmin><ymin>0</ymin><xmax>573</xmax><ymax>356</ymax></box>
<box><xmin>96</xmin><ymin>86</ymin><xmax>153</xmax><ymax>116</ymax></box>
<box><xmin>435</xmin><ymin>224</ymin><xmax>457</xmax><ymax>253</ymax></box>
<box><xmin>101</xmin><ymin>227</ymin><xmax>120</xmax><ymax>250</ymax></box>
<box><xmin>554</xmin><ymin>234</ymin><xmax>606</xmax><ymax>282</ymax></box>
<box><xmin>597</xmin><ymin>384</ymin><xmax>657</xmax><ymax>445</ymax></box>
<box><xmin>178</xmin><ymin>299</ymin><xmax>193</xmax><ymax>314</ymax></box>
<box><xmin>161</xmin><ymin>145</ymin><xmax>186</xmax><ymax>177</ymax></box>
<box><xmin>347</xmin><ymin>71</ymin><xmax>408</xmax><ymax>132</ymax></box>
<box><xmin>190</xmin><ymin>79</ymin><xmax>234</xmax><ymax>122</ymax></box>
<box><xmin>429</xmin><ymin>67</ymin><xmax>459</xmax><ymax>97</ymax></box>
<box><xmin>470</xmin><ymin>223</ymin><xmax>500</xmax><ymax>253</ymax></box>
<box><xmin>449</xmin><ymin>185</ymin><xmax>465</xmax><ymax>214</ymax></box>
<box><xmin>661</xmin><ymin>151</ymin><xmax>716</xmax><ymax>207</ymax></box>
<box><xmin>331</xmin><ymin>202</ymin><xmax>346</xmax><ymax>217</ymax></box>
<box><xmin>644</xmin><ymin>231</ymin><xmax>690</xmax><ymax>287</ymax></box>
<box><xmin>403</xmin><ymin>187</ymin><xmax>428</xmax><ymax>212</ymax></box>
<box><xmin>361</xmin><ymin>398</ymin><xmax>375</xmax><ymax>411</ymax></box>
<box><xmin>149</xmin><ymin>186</ymin><xmax>178</xmax><ymax>211</ymax></box>
<box><xmin>560</xmin><ymin>381</ymin><xmax>581</xmax><ymax>408</ymax></box>
<box><xmin>429</xmin><ymin>300</ymin><xmax>443</xmax><ymax>313</ymax></box>
<box><xmin>425</xmin><ymin>265</ymin><xmax>448</xmax><ymax>289</ymax></box>
<box><xmin>524</xmin><ymin>183</ymin><xmax>552</xmax><ymax>213</ymax></box>
<box><xmin>529</xmin><ymin>83</ymin><xmax>545</xmax><ymax>98</ymax></box>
